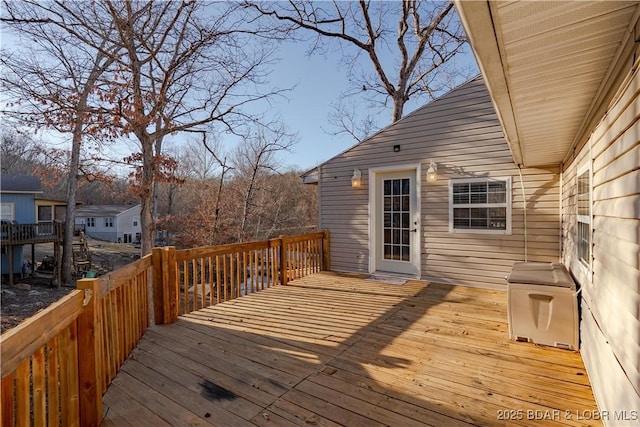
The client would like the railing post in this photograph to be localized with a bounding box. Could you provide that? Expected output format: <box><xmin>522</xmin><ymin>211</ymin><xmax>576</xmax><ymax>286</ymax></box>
<box><xmin>166</xmin><ymin>247</ymin><xmax>179</xmax><ymax>322</ymax></box>
<box><xmin>153</xmin><ymin>246</ymin><xmax>179</xmax><ymax>324</ymax></box>
<box><xmin>76</xmin><ymin>278</ymin><xmax>102</xmax><ymax>427</ymax></box>
<box><xmin>152</xmin><ymin>247</ymin><xmax>165</xmax><ymax>324</ymax></box>
<box><xmin>322</xmin><ymin>230</ymin><xmax>330</xmax><ymax>271</ymax></box>
<box><xmin>279</xmin><ymin>235</ymin><xmax>288</xmax><ymax>286</ymax></box>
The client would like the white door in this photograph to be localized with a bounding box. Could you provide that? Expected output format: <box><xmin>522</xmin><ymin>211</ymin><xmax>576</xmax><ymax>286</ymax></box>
<box><xmin>373</xmin><ymin>170</ymin><xmax>420</xmax><ymax>276</ymax></box>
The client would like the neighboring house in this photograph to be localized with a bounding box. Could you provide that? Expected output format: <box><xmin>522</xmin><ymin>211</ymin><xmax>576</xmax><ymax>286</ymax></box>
<box><xmin>75</xmin><ymin>205</ymin><xmax>141</xmax><ymax>243</ymax></box>
<box><xmin>303</xmin><ymin>2</ymin><xmax>638</xmax><ymax>425</ymax></box>
<box><xmin>0</xmin><ymin>175</ymin><xmax>42</xmax><ymax>274</ymax></box>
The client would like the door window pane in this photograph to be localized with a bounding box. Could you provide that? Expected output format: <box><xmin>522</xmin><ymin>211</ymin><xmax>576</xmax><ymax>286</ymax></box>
<box><xmin>382</xmin><ymin>178</ymin><xmax>411</xmax><ymax>262</ymax></box>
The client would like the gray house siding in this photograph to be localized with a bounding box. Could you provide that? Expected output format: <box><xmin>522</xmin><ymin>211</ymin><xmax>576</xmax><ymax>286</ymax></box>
<box><xmin>116</xmin><ymin>205</ymin><xmax>141</xmax><ymax>242</ymax></box>
<box><xmin>320</xmin><ymin>78</ymin><xmax>560</xmax><ymax>289</ymax></box>
<box><xmin>562</xmin><ymin>65</ymin><xmax>640</xmax><ymax>416</ymax></box>
<box><xmin>75</xmin><ymin>205</ymin><xmax>141</xmax><ymax>242</ymax></box>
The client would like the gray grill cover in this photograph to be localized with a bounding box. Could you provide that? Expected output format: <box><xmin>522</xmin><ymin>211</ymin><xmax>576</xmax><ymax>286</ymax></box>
<box><xmin>506</xmin><ymin>262</ymin><xmax>576</xmax><ymax>290</ymax></box>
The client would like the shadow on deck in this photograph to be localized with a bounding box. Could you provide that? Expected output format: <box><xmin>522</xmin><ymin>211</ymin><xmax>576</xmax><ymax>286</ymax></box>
<box><xmin>101</xmin><ymin>272</ymin><xmax>599</xmax><ymax>427</ymax></box>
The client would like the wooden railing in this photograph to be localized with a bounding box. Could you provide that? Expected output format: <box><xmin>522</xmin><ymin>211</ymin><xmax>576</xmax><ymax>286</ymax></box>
<box><xmin>0</xmin><ymin>222</ymin><xmax>63</xmax><ymax>244</ymax></box>
<box><xmin>153</xmin><ymin>231</ymin><xmax>329</xmax><ymax>322</ymax></box>
<box><xmin>93</xmin><ymin>255</ymin><xmax>152</xmax><ymax>392</ymax></box>
<box><xmin>0</xmin><ymin>255</ymin><xmax>153</xmax><ymax>427</ymax></box>
<box><xmin>1</xmin><ymin>290</ymin><xmax>86</xmax><ymax>426</ymax></box>
<box><xmin>0</xmin><ymin>231</ymin><xmax>329</xmax><ymax>426</ymax></box>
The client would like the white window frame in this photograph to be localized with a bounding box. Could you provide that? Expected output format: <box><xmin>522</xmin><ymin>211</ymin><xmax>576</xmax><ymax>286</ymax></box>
<box><xmin>1</xmin><ymin>202</ymin><xmax>15</xmax><ymax>221</ymax></box>
<box><xmin>104</xmin><ymin>217</ymin><xmax>114</xmax><ymax>228</ymax></box>
<box><xmin>449</xmin><ymin>176</ymin><xmax>512</xmax><ymax>235</ymax></box>
<box><xmin>576</xmin><ymin>162</ymin><xmax>592</xmax><ymax>274</ymax></box>
<box><xmin>86</xmin><ymin>217</ymin><xmax>95</xmax><ymax>227</ymax></box>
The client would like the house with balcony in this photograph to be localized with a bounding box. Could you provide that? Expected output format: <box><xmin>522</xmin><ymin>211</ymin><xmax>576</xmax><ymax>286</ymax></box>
<box><xmin>1</xmin><ymin>175</ymin><xmax>41</xmax><ymax>277</ymax></box>
<box><xmin>1</xmin><ymin>175</ymin><xmax>64</xmax><ymax>284</ymax></box>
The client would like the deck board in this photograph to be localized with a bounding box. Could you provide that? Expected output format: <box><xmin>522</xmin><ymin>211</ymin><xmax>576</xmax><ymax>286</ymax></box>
<box><xmin>102</xmin><ymin>272</ymin><xmax>601</xmax><ymax>426</ymax></box>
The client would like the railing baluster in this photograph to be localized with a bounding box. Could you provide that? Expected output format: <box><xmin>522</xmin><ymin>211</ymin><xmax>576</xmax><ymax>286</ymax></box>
<box><xmin>208</xmin><ymin>256</ymin><xmax>214</xmax><ymax>306</ymax></box>
<box><xmin>216</xmin><ymin>256</ymin><xmax>221</xmax><ymax>304</ymax></box>
<box><xmin>32</xmin><ymin>347</ymin><xmax>46</xmax><ymax>426</ymax></box>
<box><xmin>15</xmin><ymin>359</ymin><xmax>30</xmax><ymax>425</ymax></box>
<box><xmin>46</xmin><ymin>337</ymin><xmax>60</xmax><ymax>426</ymax></box>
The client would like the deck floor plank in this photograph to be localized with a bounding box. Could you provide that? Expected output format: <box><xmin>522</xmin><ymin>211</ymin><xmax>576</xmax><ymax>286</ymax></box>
<box><xmin>102</xmin><ymin>272</ymin><xmax>601</xmax><ymax>426</ymax></box>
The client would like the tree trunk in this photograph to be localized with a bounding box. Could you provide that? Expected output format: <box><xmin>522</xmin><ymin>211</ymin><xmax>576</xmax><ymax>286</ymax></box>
<box><xmin>139</xmin><ymin>135</ymin><xmax>156</xmax><ymax>255</ymax></box>
<box><xmin>239</xmin><ymin>163</ymin><xmax>260</xmax><ymax>241</ymax></box>
<box><xmin>391</xmin><ymin>93</ymin><xmax>406</xmax><ymax>123</ymax></box>
<box><xmin>63</xmin><ymin>65</ymin><xmax>105</xmax><ymax>285</ymax></box>
<box><xmin>62</xmin><ymin>131</ymin><xmax>81</xmax><ymax>286</ymax></box>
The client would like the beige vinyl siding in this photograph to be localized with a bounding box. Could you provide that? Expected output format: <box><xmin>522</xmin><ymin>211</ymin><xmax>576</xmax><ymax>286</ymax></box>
<box><xmin>562</xmin><ymin>62</ymin><xmax>640</xmax><ymax>416</ymax></box>
<box><xmin>320</xmin><ymin>78</ymin><xmax>560</xmax><ymax>288</ymax></box>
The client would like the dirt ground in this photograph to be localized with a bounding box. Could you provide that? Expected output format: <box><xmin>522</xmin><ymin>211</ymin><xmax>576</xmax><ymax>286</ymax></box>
<box><xmin>1</xmin><ymin>237</ymin><xmax>142</xmax><ymax>334</ymax></box>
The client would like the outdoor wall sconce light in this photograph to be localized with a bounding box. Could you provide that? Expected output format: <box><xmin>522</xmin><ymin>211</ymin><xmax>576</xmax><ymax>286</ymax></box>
<box><xmin>351</xmin><ymin>168</ymin><xmax>362</xmax><ymax>188</ymax></box>
<box><xmin>426</xmin><ymin>160</ymin><xmax>438</xmax><ymax>183</ymax></box>
<box><xmin>393</xmin><ymin>145</ymin><xmax>401</xmax><ymax>152</ymax></box>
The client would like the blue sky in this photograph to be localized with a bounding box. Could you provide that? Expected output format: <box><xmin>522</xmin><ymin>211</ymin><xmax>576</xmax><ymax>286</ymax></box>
<box><xmin>247</xmin><ymin>39</ymin><xmax>478</xmax><ymax>172</ymax></box>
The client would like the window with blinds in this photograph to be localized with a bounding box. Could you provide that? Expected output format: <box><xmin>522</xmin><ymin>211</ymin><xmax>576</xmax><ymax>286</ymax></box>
<box><xmin>577</xmin><ymin>166</ymin><xmax>591</xmax><ymax>268</ymax></box>
<box><xmin>449</xmin><ymin>177</ymin><xmax>512</xmax><ymax>234</ymax></box>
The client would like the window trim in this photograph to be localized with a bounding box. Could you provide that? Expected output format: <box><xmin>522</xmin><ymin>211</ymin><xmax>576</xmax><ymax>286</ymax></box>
<box><xmin>576</xmin><ymin>162</ymin><xmax>592</xmax><ymax>274</ymax></box>
<box><xmin>448</xmin><ymin>176</ymin><xmax>512</xmax><ymax>235</ymax></box>
<box><xmin>104</xmin><ymin>217</ymin><xmax>114</xmax><ymax>228</ymax></box>
<box><xmin>1</xmin><ymin>202</ymin><xmax>15</xmax><ymax>221</ymax></box>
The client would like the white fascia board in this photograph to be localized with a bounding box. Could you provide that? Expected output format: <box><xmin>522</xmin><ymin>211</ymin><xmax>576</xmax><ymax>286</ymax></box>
<box><xmin>454</xmin><ymin>0</ymin><xmax>524</xmax><ymax>167</ymax></box>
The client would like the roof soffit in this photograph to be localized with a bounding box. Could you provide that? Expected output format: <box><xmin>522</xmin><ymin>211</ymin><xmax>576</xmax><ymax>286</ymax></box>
<box><xmin>456</xmin><ymin>0</ymin><xmax>639</xmax><ymax>167</ymax></box>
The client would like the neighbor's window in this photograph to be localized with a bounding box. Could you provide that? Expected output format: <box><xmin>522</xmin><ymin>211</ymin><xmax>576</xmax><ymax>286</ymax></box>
<box><xmin>449</xmin><ymin>177</ymin><xmax>511</xmax><ymax>234</ymax></box>
<box><xmin>104</xmin><ymin>217</ymin><xmax>114</xmax><ymax>228</ymax></box>
<box><xmin>133</xmin><ymin>219</ymin><xmax>138</xmax><ymax>227</ymax></box>
<box><xmin>577</xmin><ymin>165</ymin><xmax>591</xmax><ymax>267</ymax></box>
<box><xmin>37</xmin><ymin>205</ymin><xmax>53</xmax><ymax>222</ymax></box>
<box><xmin>86</xmin><ymin>217</ymin><xmax>95</xmax><ymax>227</ymax></box>
<box><xmin>1</xmin><ymin>203</ymin><xmax>14</xmax><ymax>221</ymax></box>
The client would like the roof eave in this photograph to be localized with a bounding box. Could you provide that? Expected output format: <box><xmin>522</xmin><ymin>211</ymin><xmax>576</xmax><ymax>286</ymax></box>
<box><xmin>454</xmin><ymin>0</ymin><xmax>525</xmax><ymax>167</ymax></box>
<box><xmin>301</xmin><ymin>167</ymin><xmax>319</xmax><ymax>185</ymax></box>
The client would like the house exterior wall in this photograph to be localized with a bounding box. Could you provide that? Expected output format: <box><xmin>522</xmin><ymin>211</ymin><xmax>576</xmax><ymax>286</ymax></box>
<box><xmin>116</xmin><ymin>205</ymin><xmax>141</xmax><ymax>242</ymax></box>
<box><xmin>1</xmin><ymin>193</ymin><xmax>35</xmax><ymax>273</ymax></box>
<box><xmin>35</xmin><ymin>200</ymin><xmax>67</xmax><ymax>223</ymax></box>
<box><xmin>85</xmin><ymin>220</ymin><xmax>117</xmax><ymax>241</ymax></box>
<box><xmin>0</xmin><ymin>193</ymin><xmax>36</xmax><ymax>223</ymax></box>
<box><xmin>319</xmin><ymin>78</ymin><xmax>560</xmax><ymax>289</ymax></box>
<box><xmin>76</xmin><ymin>214</ymin><xmax>117</xmax><ymax>241</ymax></box>
<box><xmin>0</xmin><ymin>246</ymin><xmax>23</xmax><ymax>275</ymax></box>
<box><xmin>562</xmin><ymin>65</ymin><xmax>640</xmax><ymax>417</ymax></box>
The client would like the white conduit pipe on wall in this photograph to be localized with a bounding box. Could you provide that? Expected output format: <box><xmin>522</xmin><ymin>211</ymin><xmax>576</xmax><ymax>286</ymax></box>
<box><xmin>517</xmin><ymin>165</ymin><xmax>528</xmax><ymax>262</ymax></box>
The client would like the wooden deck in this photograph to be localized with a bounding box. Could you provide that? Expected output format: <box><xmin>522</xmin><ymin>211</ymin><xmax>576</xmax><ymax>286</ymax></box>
<box><xmin>101</xmin><ymin>272</ymin><xmax>600</xmax><ymax>426</ymax></box>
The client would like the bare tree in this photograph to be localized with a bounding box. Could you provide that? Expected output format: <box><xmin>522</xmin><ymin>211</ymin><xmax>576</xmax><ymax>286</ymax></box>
<box><xmin>0</xmin><ymin>129</ymin><xmax>42</xmax><ymax>174</ymax></box>
<box><xmin>1</xmin><ymin>0</ymin><xmax>121</xmax><ymax>284</ymax></box>
<box><xmin>102</xmin><ymin>0</ymin><xmax>284</xmax><ymax>255</ymax></box>
<box><xmin>326</xmin><ymin>98</ymin><xmax>378</xmax><ymax>143</ymax></box>
<box><xmin>200</xmin><ymin>134</ymin><xmax>234</xmax><ymax>240</ymax></box>
<box><xmin>231</xmin><ymin>124</ymin><xmax>297</xmax><ymax>241</ymax></box>
<box><xmin>246</xmin><ymin>0</ymin><xmax>469</xmax><ymax>135</ymax></box>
